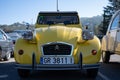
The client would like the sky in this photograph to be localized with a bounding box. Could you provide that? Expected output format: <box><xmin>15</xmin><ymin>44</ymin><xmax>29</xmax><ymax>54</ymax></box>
<box><xmin>0</xmin><ymin>0</ymin><xmax>109</xmax><ymax>25</ymax></box>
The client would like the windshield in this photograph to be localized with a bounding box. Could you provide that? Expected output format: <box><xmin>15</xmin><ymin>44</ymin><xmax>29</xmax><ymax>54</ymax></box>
<box><xmin>37</xmin><ymin>13</ymin><xmax>79</xmax><ymax>25</ymax></box>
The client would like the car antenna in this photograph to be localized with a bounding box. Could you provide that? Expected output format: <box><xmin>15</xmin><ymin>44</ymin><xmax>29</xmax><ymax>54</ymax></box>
<box><xmin>57</xmin><ymin>0</ymin><xmax>59</xmax><ymax>12</ymax></box>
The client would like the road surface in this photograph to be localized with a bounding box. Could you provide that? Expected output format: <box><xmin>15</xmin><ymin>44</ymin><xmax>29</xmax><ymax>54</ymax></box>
<box><xmin>0</xmin><ymin>54</ymin><xmax>120</xmax><ymax>80</ymax></box>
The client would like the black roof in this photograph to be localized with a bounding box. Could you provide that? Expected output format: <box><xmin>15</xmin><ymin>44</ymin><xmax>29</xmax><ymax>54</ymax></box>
<box><xmin>39</xmin><ymin>11</ymin><xmax>78</xmax><ymax>16</ymax></box>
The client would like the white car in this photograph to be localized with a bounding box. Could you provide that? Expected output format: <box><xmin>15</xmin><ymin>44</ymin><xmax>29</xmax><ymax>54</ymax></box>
<box><xmin>7</xmin><ymin>32</ymin><xmax>21</xmax><ymax>44</ymax></box>
<box><xmin>0</xmin><ymin>29</ymin><xmax>13</xmax><ymax>61</ymax></box>
<box><xmin>101</xmin><ymin>9</ymin><xmax>120</xmax><ymax>63</ymax></box>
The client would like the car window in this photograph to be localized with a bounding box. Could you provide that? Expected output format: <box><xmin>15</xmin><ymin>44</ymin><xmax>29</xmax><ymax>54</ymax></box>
<box><xmin>110</xmin><ymin>13</ymin><xmax>120</xmax><ymax>30</ymax></box>
<box><xmin>0</xmin><ymin>31</ymin><xmax>6</xmax><ymax>40</ymax></box>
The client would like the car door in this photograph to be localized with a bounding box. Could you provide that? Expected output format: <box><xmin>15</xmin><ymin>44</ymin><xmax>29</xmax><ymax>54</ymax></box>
<box><xmin>115</xmin><ymin>12</ymin><xmax>120</xmax><ymax>52</ymax></box>
<box><xmin>107</xmin><ymin>12</ymin><xmax>119</xmax><ymax>52</ymax></box>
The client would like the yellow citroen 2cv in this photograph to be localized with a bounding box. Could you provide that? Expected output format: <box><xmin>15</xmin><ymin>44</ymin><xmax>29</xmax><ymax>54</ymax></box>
<box><xmin>14</xmin><ymin>11</ymin><xmax>101</xmax><ymax>78</ymax></box>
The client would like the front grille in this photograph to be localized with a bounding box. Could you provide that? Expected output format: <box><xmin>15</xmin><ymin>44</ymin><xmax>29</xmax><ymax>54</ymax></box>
<box><xmin>42</xmin><ymin>42</ymin><xmax>73</xmax><ymax>55</ymax></box>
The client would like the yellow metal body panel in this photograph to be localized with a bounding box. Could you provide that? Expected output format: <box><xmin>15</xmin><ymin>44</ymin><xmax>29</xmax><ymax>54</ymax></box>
<box><xmin>14</xmin><ymin>25</ymin><xmax>101</xmax><ymax>64</ymax></box>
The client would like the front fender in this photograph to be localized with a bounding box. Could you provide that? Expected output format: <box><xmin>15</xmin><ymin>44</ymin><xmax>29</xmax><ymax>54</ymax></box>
<box><xmin>101</xmin><ymin>35</ymin><xmax>108</xmax><ymax>51</ymax></box>
<box><xmin>14</xmin><ymin>39</ymin><xmax>39</xmax><ymax>64</ymax></box>
<box><xmin>77</xmin><ymin>36</ymin><xmax>101</xmax><ymax>64</ymax></box>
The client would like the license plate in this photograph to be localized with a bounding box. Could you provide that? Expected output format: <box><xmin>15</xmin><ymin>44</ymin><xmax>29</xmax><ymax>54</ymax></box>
<box><xmin>40</xmin><ymin>56</ymin><xmax>74</xmax><ymax>64</ymax></box>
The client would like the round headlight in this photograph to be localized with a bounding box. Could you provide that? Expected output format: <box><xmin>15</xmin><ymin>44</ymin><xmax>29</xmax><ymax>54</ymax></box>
<box><xmin>22</xmin><ymin>30</ymin><xmax>33</xmax><ymax>40</ymax></box>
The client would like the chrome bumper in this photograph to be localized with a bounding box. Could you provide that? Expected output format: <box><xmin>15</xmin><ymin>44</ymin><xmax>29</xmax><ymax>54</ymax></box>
<box><xmin>15</xmin><ymin>53</ymin><xmax>100</xmax><ymax>70</ymax></box>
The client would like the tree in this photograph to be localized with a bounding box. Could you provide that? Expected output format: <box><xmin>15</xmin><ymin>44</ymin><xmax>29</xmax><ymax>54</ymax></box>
<box><xmin>99</xmin><ymin>6</ymin><xmax>114</xmax><ymax>35</ymax></box>
<box><xmin>112</xmin><ymin>0</ymin><xmax>120</xmax><ymax>11</ymax></box>
<box><xmin>98</xmin><ymin>0</ymin><xmax>120</xmax><ymax>35</ymax></box>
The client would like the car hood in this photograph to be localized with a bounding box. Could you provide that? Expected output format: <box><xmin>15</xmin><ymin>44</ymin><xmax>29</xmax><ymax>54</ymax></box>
<box><xmin>35</xmin><ymin>26</ymin><xmax>82</xmax><ymax>47</ymax></box>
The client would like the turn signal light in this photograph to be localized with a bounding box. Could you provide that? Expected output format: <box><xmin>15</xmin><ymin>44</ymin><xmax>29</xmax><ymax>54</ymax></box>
<box><xmin>91</xmin><ymin>50</ymin><xmax>97</xmax><ymax>55</ymax></box>
<box><xmin>18</xmin><ymin>50</ymin><xmax>24</xmax><ymax>55</ymax></box>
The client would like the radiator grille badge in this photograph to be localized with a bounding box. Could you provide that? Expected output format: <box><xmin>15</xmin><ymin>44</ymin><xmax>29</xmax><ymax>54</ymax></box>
<box><xmin>55</xmin><ymin>45</ymin><xmax>59</xmax><ymax>50</ymax></box>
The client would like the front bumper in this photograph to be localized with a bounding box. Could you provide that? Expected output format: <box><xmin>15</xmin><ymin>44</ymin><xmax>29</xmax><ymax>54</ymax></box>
<box><xmin>15</xmin><ymin>53</ymin><xmax>100</xmax><ymax>70</ymax></box>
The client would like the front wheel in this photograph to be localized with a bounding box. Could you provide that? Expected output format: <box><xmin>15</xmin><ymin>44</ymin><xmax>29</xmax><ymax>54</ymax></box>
<box><xmin>17</xmin><ymin>69</ymin><xmax>30</xmax><ymax>78</ymax></box>
<box><xmin>102</xmin><ymin>51</ymin><xmax>111</xmax><ymax>63</ymax></box>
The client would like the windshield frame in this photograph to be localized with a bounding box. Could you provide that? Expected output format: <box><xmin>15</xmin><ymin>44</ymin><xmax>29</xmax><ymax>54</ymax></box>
<box><xmin>37</xmin><ymin>11</ymin><xmax>80</xmax><ymax>25</ymax></box>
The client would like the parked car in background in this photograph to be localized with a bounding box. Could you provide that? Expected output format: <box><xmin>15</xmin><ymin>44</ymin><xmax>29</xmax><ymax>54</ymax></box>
<box><xmin>14</xmin><ymin>11</ymin><xmax>101</xmax><ymax>78</ymax></box>
<box><xmin>101</xmin><ymin>9</ymin><xmax>120</xmax><ymax>63</ymax></box>
<box><xmin>97</xmin><ymin>34</ymin><xmax>104</xmax><ymax>40</ymax></box>
<box><xmin>13</xmin><ymin>30</ymin><xmax>31</xmax><ymax>37</ymax></box>
<box><xmin>7</xmin><ymin>32</ymin><xmax>21</xmax><ymax>44</ymax></box>
<box><xmin>0</xmin><ymin>29</ymin><xmax>13</xmax><ymax>61</ymax></box>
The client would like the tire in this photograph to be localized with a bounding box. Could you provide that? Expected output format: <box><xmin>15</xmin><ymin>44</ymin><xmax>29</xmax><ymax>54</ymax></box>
<box><xmin>4</xmin><ymin>51</ymin><xmax>11</xmax><ymax>61</ymax></box>
<box><xmin>17</xmin><ymin>69</ymin><xmax>30</xmax><ymax>78</ymax></box>
<box><xmin>87</xmin><ymin>68</ymin><xmax>98</xmax><ymax>78</ymax></box>
<box><xmin>10</xmin><ymin>50</ymin><xmax>14</xmax><ymax>57</ymax></box>
<box><xmin>102</xmin><ymin>51</ymin><xmax>110</xmax><ymax>63</ymax></box>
